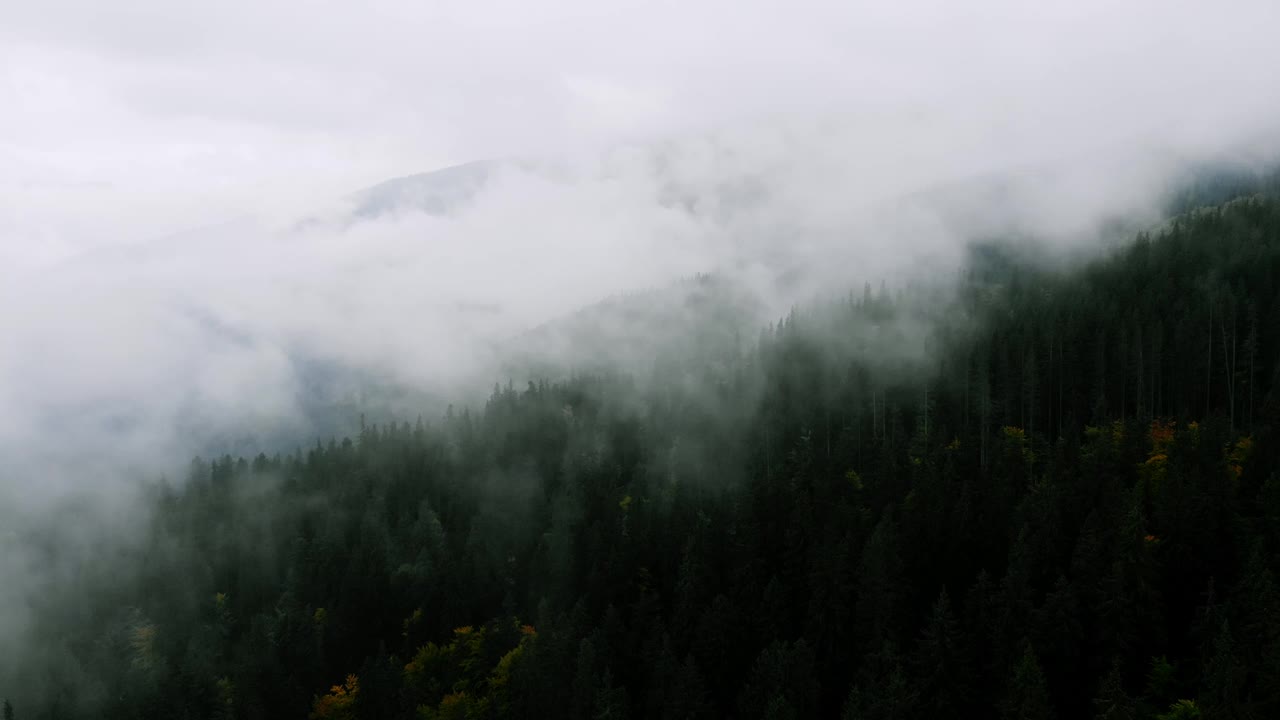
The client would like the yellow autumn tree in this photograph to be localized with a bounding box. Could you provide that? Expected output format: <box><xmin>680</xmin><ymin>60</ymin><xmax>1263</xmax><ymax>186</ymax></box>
<box><xmin>311</xmin><ymin>674</ymin><xmax>359</xmax><ymax>720</ymax></box>
<box><xmin>1002</xmin><ymin>425</ymin><xmax>1034</xmax><ymax>466</ymax></box>
<box><xmin>1141</xmin><ymin>420</ymin><xmax>1176</xmax><ymax>488</ymax></box>
<box><xmin>130</xmin><ymin>620</ymin><xmax>157</xmax><ymax>671</ymax></box>
<box><xmin>418</xmin><ymin>691</ymin><xmax>479</xmax><ymax>720</ymax></box>
<box><xmin>406</xmin><ymin>620</ymin><xmax>537</xmax><ymax>720</ymax></box>
<box><xmin>1227</xmin><ymin>435</ymin><xmax>1252</xmax><ymax>479</ymax></box>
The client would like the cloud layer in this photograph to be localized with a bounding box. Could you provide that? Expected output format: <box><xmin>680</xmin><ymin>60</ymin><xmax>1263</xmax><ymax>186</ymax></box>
<box><xmin>1</xmin><ymin>0</ymin><xmax>1279</xmax><ymax>502</ymax></box>
<box><xmin>3</xmin><ymin>0</ymin><xmax>1280</xmax><ymax>688</ymax></box>
<box><xmin>5</xmin><ymin>0</ymin><xmax>1280</xmax><ymax>260</ymax></box>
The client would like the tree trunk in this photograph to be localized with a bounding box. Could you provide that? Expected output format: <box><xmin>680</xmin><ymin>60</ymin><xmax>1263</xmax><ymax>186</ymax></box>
<box><xmin>1207</xmin><ymin>300</ymin><xmax>1213</xmax><ymax>418</ymax></box>
<box><xmin>1220</xmin><ymin>303</ymin><xmax>1236</xmax><ymax>431</ymax></box>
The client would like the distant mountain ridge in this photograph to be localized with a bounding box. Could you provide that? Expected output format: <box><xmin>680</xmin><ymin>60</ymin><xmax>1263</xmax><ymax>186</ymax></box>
<box><xmin>30</xmin><ymin>150</ymin><xmax>1280</xmax><ymax>466</ymax></box>
<box><xmin>347</xmin><ymin>160</ymin><xmax>495</xmax><ymax>219</ymax></box>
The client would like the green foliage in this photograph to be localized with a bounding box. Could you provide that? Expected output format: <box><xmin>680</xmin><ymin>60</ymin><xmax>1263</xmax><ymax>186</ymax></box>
<box><xmin>1145</xmin><ymin>656</ymin><xmax>1177</xmax><ymax>708</ymax></box>
<box><xmin>1157</xmin><ymin>699</ymin><xmax>1202</xmax><ymax>720</ymax></box>
<box><xmin>1003</xmin><ymin>643</ymin><xmax>1053</xmax><ymax>720</ymax></box>
<box><xmin>11</xmin><ymin>193</ymin><xmax>1280</xmax><ymax>719</ymax></box>
<box><xmin>1092</xmin><ymin>658</ymin><xmax>1134</xmax><ymax>720</ymax></box>
<box><xmin>738</xmin><ymin>640</ymin><xmax>818</xmax><ymax>719</ymax></box>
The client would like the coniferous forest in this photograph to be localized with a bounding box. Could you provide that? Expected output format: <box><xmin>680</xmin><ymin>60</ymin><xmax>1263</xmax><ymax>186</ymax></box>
<box><xmin>8</xmin><ymin>194</ymin><xmax>1280</xmax><ymax>719</ymax></box>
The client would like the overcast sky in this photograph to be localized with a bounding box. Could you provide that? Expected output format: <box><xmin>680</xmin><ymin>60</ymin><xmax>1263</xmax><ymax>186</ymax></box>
<box><xmin>5</xmin><ymin>0</ymin><xmax>1280</xmax><ymax>689</ymax></box>
<box><xmin>4</xmin><ymin>0</ymin><xmax>1278</xmax><ymax>268</ymax></box>
<box><xmin>1</xmin><ymin>0</ymin><xmax>1279</xmax><ymax>500</ymax></box>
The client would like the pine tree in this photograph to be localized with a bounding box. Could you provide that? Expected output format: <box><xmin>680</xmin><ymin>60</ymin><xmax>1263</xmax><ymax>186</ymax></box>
<box><xmin>1201</xmin><ymin>621</ymin><xmax>1247</xmax><ymax>719</ymax></box>
<box><xmin>855</xmin><ymin>512</ymin><xmax>903</xmax><ymax>649</ymax></box>
<box><xmin>572</xmin><ymin>639</ymin><xmax>598</xmax><ymax>720</ymax></box>
<box><xmin>738</xmin><ymin>640</ymin><xmax>818</xmax><ymax>719</ymax></box>
<box><xmin>1156</xmin><ymin>699</ymin><xmax>1202</xmax><ymax>720</ymax></box>
<box><xmin>593</xmin><ymin>668</ymin><xmax>629</xmax><ymax>720</ymax></box>
<box><xmin>1003</xmin><ymin>642</ymin><xmax>1052</xmax><ymax>720</ymax></box>
<box><xmin>915</xmin><ymin>589</ymin><xmax>970</xmax><ymax>715</ymax></box>
<box><xmin>844</xmin><ymin>640</ymin><xmax>915</xmax><ymax>720</ymax></box>
<box><xmin>1092</xmin><ymin>658</ymin><xmax>1134</xmax><ymax>720</ymax></box>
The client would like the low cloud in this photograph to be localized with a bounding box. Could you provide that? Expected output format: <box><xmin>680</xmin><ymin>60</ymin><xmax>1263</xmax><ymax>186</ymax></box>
<box><xmin>2</xmin><ymin>0</ymin><xmax>1280</xmax><ymax>681</ymax></box>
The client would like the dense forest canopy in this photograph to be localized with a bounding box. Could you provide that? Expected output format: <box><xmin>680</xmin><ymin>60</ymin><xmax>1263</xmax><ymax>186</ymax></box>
<box><xmin>5</xmin><ymin>190</ymin><xmax>1280</xmax><ymax>719</ymax></box>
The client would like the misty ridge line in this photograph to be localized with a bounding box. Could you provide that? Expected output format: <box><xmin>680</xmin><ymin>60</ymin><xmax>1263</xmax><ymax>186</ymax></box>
<box><xmin>1</xmin><ymin>136</ymin><xmax>1277</xmax><ymax>512</ymax></box>
<box><xmin>1</xmin><ymin>130</ymin><xmax>1279</xmax><ymax>718</ymax></box>
<box><xmin>6</xmin><ymin>2</ymin><xmax>1280</xmax><ymax>713</ymax></box>
<box><xmin>0</xmin><ymin>134</ymin><xmax>1271</xmax><ymax>533</ymax></box>
<box><xmin>7</xmin><ymin>182</ymin><xmax>1280</xmax><ymax>718</ymax></box>
<box><xmin>10</xmin><ymin>150</ymin><xmax>1269</xmax><ymax>500</ymax></box>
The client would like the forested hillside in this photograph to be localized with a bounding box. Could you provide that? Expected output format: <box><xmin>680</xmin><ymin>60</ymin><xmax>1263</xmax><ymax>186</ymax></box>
<box><xmin>7</xmin><ymin>196</ymin><xmax>1280</xmax><ymax>719</ymax></box>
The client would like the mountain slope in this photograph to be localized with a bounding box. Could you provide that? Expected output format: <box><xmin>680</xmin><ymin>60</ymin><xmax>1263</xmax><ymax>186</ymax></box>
<box><xmin>6</xmin><ymin>191</ymin><xmax>1280</xmax><ymax>719</ymax></box>
<box><xmin>347</xmin><ymin>161</ymin><xmax>495</xmax><ymax>219</ymax></box>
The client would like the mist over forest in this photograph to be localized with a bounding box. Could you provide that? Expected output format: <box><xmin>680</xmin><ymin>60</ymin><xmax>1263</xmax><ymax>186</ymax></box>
<box><xmin>5</xmin><ymin>1</ymin><xmax>1280</xmax><ymax>719</ymax></box>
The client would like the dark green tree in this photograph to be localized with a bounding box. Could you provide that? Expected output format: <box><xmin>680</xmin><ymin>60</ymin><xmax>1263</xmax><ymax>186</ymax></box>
<box><xmin>1003</xmin><ymin>642</ymin><xmax>1052</xmax><ymax>720</ymax></box>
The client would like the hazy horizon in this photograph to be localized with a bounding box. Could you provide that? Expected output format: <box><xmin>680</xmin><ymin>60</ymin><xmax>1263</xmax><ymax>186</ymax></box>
<box><xmin>6</xmin><ymin>3</ymin><xmax>1280</xmax><ymax>717</ymax></box>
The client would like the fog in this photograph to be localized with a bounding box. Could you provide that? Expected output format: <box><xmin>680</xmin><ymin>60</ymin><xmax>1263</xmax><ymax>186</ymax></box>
<box><xmin>3</xmin><ymin>0</ymin><xmax>1280</xmax><ymax>682</ymax></box>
